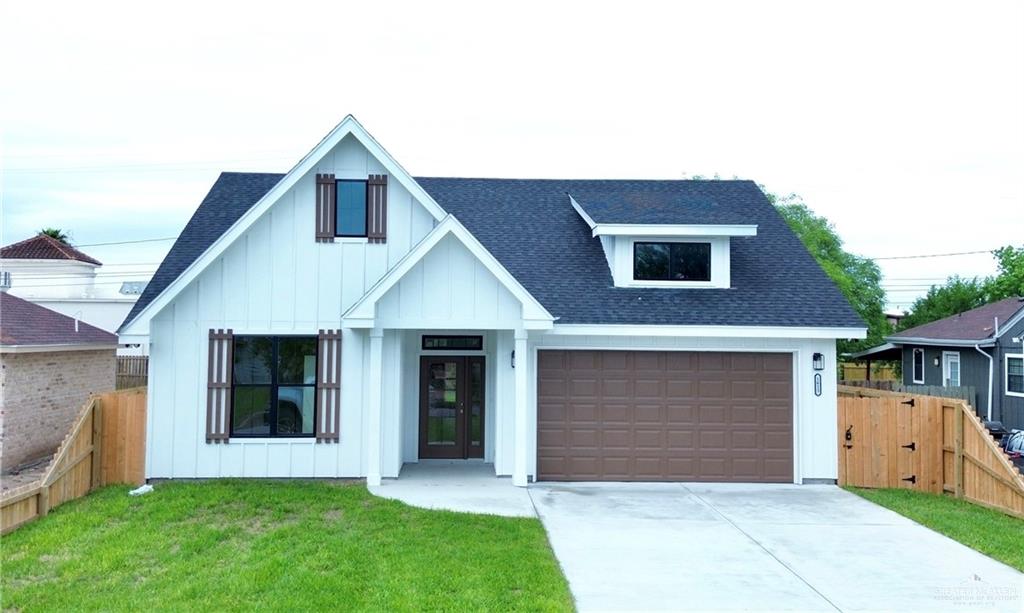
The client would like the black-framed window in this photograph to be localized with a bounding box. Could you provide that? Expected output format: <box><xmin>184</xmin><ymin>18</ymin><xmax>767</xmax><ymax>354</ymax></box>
<box><xmin>336</xmin><ymin>179</ymin><xmax>368</xmax><ymax>237</ymax></box>
<box><xmin>232</xmin><ymin>336</ymin><xmax>317</xmax><ymax>437</ymax></box>
<box><xmin>422</xmin><ymin>335</ymin><xmax>483</xmax><ymax>351</ymax></box>
<box><xmin>912</xmin><ymin>348</ymin><xmax>925</xmax><ymax>384</ymax></box>
<box><xmin>633</xmin><ymin>242</ymin><xmax>711</xmax><ymax>282</ymax></box>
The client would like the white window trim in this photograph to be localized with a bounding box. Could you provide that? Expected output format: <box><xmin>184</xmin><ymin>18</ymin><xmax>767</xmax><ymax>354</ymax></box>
<box><xmin>612</xmin><ymin>235</ymin><xmax>730</xmax><ymax>288</ymax></box>
<box><xmin>1006</xmin><ymin>353</ymin><xmax>1024</xmax><ymax>398</ymax></box>
<box><xmin>942</xmin><ymin>350</ymin><xmax>961</xmax><ymax>387</ymax></box>
<box><xmin>912</xmin><ymin>348</ymin><xmax>925</xmax><ymax>383</ymax></box>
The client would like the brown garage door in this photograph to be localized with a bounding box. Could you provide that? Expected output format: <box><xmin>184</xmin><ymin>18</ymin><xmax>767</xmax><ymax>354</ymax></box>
<box><xmin>537</xmin><ymin>350</ymin><xmax>793</xmax><ymax>482</ymax></box>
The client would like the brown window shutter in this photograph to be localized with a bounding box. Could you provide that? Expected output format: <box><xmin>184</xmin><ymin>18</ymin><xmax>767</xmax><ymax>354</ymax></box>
<box><xmin>315</xmin><ymin>174</ymin><xmax>336</xmax><ymax>242</ymax></box>
<box><xmin>206</xmin><ymin>329</ymin><xmax>233</xmax><ymax>443</ymax></box>
<box><xmin>367</xmin><ymin>174</ymin><xmax>388</xmax><ymax>244</ymax></box>
<box><xmin>316</xmin><ymin>329</ymin><xmax>342</xmax><ymax>443</ymax></box>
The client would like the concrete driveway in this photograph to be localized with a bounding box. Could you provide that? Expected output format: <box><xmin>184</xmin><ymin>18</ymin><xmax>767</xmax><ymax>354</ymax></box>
<box><xmin>529</xmin><ymin>483</ymin><xmax>1023</xmax><ymax>612</ymax></box>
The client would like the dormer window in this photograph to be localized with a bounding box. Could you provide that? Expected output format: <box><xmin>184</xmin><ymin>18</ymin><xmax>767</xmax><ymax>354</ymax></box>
<box><xmin>634</xmin><ymin>242</ymin><xmax>711</xmax><ymax>282</ymax></box>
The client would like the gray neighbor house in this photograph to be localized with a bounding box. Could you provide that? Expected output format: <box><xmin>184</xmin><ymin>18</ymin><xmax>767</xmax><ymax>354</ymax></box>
<box><xmin>855</xmin><ymin>297</ymin><xmax>1024</xmax><ymax>431</ymax></box>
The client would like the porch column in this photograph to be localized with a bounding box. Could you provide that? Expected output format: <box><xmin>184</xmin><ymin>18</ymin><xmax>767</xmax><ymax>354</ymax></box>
<box><xmin>366</xmin><ymin>327</ymin><xmax>384</xmax><ymax>487</ymax></box>
<box><xmin>513</xmin><ymin>328</ymin><xmax>529</xmax><ymax>487</ymax></box>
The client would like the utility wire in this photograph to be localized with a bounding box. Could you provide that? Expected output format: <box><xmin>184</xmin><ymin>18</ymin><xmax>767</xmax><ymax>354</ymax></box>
<box><xmin>872</xmin><ymin>248</ymin><xmax>1001</xmax><ymax>260</ymax></box>
<box><xmin>71</xmin><ymin>237</ymin><xmax>177</xmax><ymax>248</ymax></box>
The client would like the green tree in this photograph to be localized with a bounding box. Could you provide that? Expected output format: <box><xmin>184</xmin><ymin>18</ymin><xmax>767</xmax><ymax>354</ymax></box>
<box><xmin>984</xmin><ymin>245</ymin><xmax>1024</xmax><ymax>300</ymax></box>
<box><xmin>897</xmin><ymin>276</ymin><xmax>988</xmax><ymax>331</ymax></box>
<box><xmin>771</xmin><ymin>194</ymin><xmax>889</xmax><ymax>353</ymax></box>
<box><xmin>39</xmin><ymin>227</ymin><xmax>70</xmax><ymax>243</ymax></box>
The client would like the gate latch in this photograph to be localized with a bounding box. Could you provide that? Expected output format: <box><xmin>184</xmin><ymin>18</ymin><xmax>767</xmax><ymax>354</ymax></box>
<box><xmin>844</xmin><ymin>425</ymin><xmax>854</xmax><ymax>449</ymax></box>
<box><xmin>901</xmin><ymin>442</ymin><xmax>916</xmax><ymax>451</ymax></box>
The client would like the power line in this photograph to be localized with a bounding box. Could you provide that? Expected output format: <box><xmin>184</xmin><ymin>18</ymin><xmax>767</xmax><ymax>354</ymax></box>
<box><xmin>872</xmin><ymin>248</ymin><xmax>999</xmax><ymax>261</ymax></box>
<box><xmin>71</xmin><ymin>237</ymin><xmax>177</xmax><ymax>248</ymax></box>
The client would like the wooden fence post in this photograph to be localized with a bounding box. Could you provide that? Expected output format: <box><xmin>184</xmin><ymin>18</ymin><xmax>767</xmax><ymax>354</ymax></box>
<box><xmin>954</xmin><ymin>404</ymin><xmax>964</xmax><ymax>498</ymax></box>
<box><xmin>91</xmin><ymin>399</ymin><xmax>103</xmax><ymax>490</ymax></box>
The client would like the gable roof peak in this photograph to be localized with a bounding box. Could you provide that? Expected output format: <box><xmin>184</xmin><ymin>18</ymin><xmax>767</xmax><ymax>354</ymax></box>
<box><xmin>0</xmin><ymin>233</ymin><xmax>103</xmax><ymax>266</ymax></box>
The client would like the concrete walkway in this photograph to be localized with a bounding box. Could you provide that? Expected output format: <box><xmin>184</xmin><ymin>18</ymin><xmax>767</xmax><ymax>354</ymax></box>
<box><xmin>530</xmin><ymin>482</ymin><xmax>1024</xmax><ymax>612</ymax></box>
<box><xmin>368</xmin><ymin>461</ymin><xmax>535</xmax><ymax>517</ymax></box>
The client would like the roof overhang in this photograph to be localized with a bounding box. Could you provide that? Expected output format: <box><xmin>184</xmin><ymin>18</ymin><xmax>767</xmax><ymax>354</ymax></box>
<box><xmin>847</xmin><ymin>342</ymin><xmax>902</xmax><ymax>361</ymax></box>
<box><xmin>342</xmin><ymin>215</ymin><xmax>555</xmax><ymax>330</ymax></box>
<box><xmin>119</xmin><ymin>115</ymin><xmax>449</xmax><ymax>337</ymax></box>
<box><xmin>0</xmin><ymin>342</ymin><xmax>118</xmax><ymax>354</ymax></box>
<box><xmin>551</xmin><ymin>324</ymin><xmax>867</xmax><ymax>339</ymax></box>
<box><xmin>886</xmin><ymin>336</ymin><xmax>996</xmax><ymax>348</ymax></box>
<box><xmin>569</xmin><ymin>195</ymin><xmax>757</xmax><ymax>238</ymax></box>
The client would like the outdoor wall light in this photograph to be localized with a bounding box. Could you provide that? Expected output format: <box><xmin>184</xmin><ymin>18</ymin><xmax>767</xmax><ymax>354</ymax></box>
<box><xmin>812</xmin><ymin>352</ymin><xmax>824</xmax><ymax>371</ymax></box>
<box><xmin>933</xmin><ymin>357</ymin><xmax>940</xmax><ymax>367</ymax></box>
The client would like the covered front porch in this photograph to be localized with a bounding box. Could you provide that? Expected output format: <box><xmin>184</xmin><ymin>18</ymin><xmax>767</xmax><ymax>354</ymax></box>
<box><xmin>341</xmin><ymin>215</ymin><xmax>554</xmax><ymax>488</ymax></box>
<box><xmin>360</xmin><ymin>328</ymin><xmax>535</xmax><ymax>488</ymax></box>
<box><xmin>369</xmin><ymin>460</ymin><xmax>536</xmax><ymax>517</ymax></box>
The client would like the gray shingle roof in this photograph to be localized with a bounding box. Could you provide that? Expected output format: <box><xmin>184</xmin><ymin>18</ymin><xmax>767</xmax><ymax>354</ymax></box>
<box><xmin>889</xmin><ymin>297</ymin><xmax>1024</xmax><ymax>342</ymax></box>
<box><xmin>570</xmin><ymin>187</ymin><xmax>750</xmax><ymax>225</ymax></box>
<box><xmin>121</xmin><ymin>173</ymin><xmax>864</xmax><ymax>330</ymax></box>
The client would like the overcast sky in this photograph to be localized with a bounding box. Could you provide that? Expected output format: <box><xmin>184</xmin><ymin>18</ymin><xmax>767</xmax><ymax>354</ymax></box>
<box><xmin>2</xmin><ymin>1</ymin><xmax>1022</xmax><ymax>311</ymax></box>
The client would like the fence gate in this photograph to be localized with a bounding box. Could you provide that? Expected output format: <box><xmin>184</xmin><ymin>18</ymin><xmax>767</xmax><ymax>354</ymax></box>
<box><xmin>838</xmin><ymin>395</ymin><xmax>943</xmax><ymax>493</ymax></box>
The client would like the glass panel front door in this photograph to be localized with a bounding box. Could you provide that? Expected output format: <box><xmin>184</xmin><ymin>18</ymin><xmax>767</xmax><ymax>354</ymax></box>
<box><xmin>420</xmin><ymin>356</ymin><xmax>485</xmax><ymax>459</ymax></box>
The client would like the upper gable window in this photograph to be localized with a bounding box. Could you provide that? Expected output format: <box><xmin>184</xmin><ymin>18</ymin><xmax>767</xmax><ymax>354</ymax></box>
<box><xmin>634</xmin><ymin>242</ymin><xmax>711</xmax><ymax>282</ymax></box>
<box><xmin>336</xmin><ymin>179</ymin><xmax>368</xmax><ymax>237</ymax></box>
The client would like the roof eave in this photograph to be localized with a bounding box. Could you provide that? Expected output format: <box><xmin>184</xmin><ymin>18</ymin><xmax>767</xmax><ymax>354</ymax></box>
<box><xmin>886</xmin><ymin>336</ymin><xmax>996</xmax><ymax>348</ymax></box>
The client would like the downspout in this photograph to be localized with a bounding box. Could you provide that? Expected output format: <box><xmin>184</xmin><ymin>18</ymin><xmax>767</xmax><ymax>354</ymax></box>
<box><xmin>974</xmin><ymin>315</ymin><xmax>998</xmax><ymax>422</ymax></box>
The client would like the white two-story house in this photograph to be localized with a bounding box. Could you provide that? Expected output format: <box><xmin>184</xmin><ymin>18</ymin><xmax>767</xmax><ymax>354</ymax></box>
<box><xmin>119</xmin><ymin>116</ymin><xmax>865</xmax><ymax>486</ymax></box>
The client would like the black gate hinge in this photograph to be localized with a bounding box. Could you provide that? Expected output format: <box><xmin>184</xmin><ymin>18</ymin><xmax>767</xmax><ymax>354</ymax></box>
<box><xmin>902</xmin><ymin>475</ymin><xmax>917</xmax><ymax>484</ymax></box>
<box><xmin>901</xmin><ymin>442</ymin><xmax>916</xmax><ymax>451</ymax></box>
<box><xmin>901</xmin><ymin>398</ymin><xmax>915</xmax><ymax>407</ymax></box>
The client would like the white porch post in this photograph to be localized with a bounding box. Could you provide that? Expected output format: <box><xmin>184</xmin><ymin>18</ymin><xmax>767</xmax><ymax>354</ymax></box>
<box><xmin>367</xmin><ymin>327</ymin><xmax>384</xmax><ymax>486</ymax></box>
<box><xmin>513</xmin><ymin>328</ymin><xmax>529</xmax><ymax>487</ymax></box>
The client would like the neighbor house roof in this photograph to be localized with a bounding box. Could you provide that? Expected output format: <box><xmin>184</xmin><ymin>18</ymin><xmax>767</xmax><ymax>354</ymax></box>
<box><xmin>0</xmin><ymin>234</ymin><xmax>103</xmax><ymax>266</ymax></box>
<box><xmin>889</xmin><ymin>297</ymin><xmax>1024</xmax><ymax>344</ymax></box>
<box><xmin>0</xmin><ymin>292</ymin><xmax>117</xmax><ymax>349</ymax></box>
<box><xmin>122</xmin><ymin>173</ymin><xmax>865</xmax><ymax>330</ymax></box>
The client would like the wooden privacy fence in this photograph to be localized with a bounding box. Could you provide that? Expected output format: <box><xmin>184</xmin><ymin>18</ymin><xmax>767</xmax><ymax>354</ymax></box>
<box><xmin>838</xmin><ymin>385</ymin><xmax>1024</xmax><ymax>518</ymax></box>
<box><xmin>840</xmin><ymin>380</ymin><xmax>976</xmax><ymax>406</ymax></box>
<box><xmin>0</xmin><ymin>388</ymin><xmax>146</xmax><ymax>534</ymax></box>
<box><xmin>116</xmin><ymin>356</ymin><xmax>149</xmax><ymax>390</ymax></box>
<box><xmin>839</xmin><ymin>363</ymin><xmax>899</xmax><ymax>382</ymax></box>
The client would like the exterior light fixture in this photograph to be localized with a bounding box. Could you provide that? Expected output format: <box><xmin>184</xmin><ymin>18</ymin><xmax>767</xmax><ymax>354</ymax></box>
<box><xmin>812</xmin><ymin>352</ymin><xmax>824</xmax><ymax>371</ymax></box>
<box><xmin>933</xmin><ymin>357</ymin><xmax>940</xmax><ymax>367</ymax></box>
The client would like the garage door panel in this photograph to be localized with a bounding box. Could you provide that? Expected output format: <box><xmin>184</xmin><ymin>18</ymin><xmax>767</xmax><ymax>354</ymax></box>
<box><xmin>538</xmin><ymin>350</ymin><xmax>793</xmax><ymax>483</ymax></box>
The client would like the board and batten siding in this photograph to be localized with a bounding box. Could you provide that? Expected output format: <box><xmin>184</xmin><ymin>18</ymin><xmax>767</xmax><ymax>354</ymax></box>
<box><xmin>527</xmin><ymin>334</ymin><xmax>839</xmax><ymax>483</ymax></box>
<box><xmin>995</xmin><ymin>315</ymin><xmax>1024</xmax><ymax>429</ymax></box>
<box><xmin>146</xmin><ymin>135</ymin><xmax>437</xmax><ymax>479</ymax></box>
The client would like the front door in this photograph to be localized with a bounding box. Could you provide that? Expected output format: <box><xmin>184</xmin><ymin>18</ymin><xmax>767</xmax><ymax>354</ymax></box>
<box><xmin>419</xmin><ymin>356</ymin><xmax>485</xmax><ymax>459</ymax></box>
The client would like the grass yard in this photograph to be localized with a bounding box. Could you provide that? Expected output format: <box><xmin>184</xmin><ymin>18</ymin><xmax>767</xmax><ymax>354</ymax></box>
<box><xmin>847</xmin><ymin>487</ymin><xmax>1024</xmax><ymax>571</ymax></box>
<box><xmin>0</xmin><ymin>480</ymin><xmax>573</xmax><ymax>612</ymax></box>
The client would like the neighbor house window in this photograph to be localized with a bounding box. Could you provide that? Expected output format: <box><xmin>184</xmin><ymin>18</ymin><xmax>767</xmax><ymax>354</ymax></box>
<box><xmin>1007</xmin><ymin>355</ymin><xmax>1024</xmax><ymax>396</ymax></box>
<box><xmin>912</xmin><ymin>348</ymin><xmax>924</xmax><ymax>384</ymax></box>
<box><xmin>634</xmin><ymin>242</ymin><xmax>711</xmax><ymax>282</ymax></box>
<box><xmin>232</xmin><ymin>336</ymin><xmax>317</xmax><ymax>437</ymax></box>
<box><xmin>336</xmin><ymin>179</ymin><xmax>368</xmax><ymax>237</ymax></box>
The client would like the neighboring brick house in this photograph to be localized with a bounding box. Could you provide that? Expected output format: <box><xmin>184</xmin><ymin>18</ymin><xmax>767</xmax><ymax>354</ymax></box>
<box><xmin>0</xmin><ymin>291</ymin><xmax>117</xmax><ymax>469</ymax></box>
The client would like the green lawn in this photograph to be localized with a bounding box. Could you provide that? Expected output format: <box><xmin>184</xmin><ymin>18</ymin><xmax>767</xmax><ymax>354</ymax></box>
<box><xmin>1</xmin><ymin>480</ymin><xmax>572</xmax><ymax>612</ymax></box>
<box><xmin>847</xmin><ymin>487</ymin><xmax>1024</xmax><ymax>571</ymax></box>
